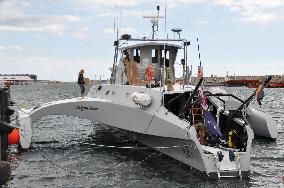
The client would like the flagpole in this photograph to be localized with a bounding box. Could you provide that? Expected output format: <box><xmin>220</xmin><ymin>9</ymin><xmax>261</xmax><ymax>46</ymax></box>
<box><xmin>197</xmin><ymin>38</ymin><xmax>203</xmax><ymax>81</ymax></box>
<box><xmin>228</xmin><ymin>76</ymin><xmax>272</xmax><ymax>122</ymax></box>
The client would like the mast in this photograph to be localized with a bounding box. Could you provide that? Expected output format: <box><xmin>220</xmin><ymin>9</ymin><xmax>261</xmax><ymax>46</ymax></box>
<box><xmin>143</xmin><ymin>6</ymin><xmax>164</xmax><ymax>39</ymax></box>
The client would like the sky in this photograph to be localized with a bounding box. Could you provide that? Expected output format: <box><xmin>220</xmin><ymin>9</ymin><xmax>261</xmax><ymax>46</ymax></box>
<box><xmin>0</xmin><ymin>0</ymin><xmax>283</xmax><ymax>81</ymax></box>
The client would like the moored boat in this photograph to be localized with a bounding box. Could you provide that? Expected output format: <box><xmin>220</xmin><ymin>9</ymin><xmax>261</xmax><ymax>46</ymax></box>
<box><xmin>17</xmin><ymin>6</ymin><xmax>278</xmax><ymax>179</ymax></box>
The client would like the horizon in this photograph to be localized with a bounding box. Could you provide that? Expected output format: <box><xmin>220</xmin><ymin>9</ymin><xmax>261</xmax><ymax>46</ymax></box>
<box><xmin>0</xmin><ymin>1</ymin><xmax>283</xmax><ymax>81</ymax></box>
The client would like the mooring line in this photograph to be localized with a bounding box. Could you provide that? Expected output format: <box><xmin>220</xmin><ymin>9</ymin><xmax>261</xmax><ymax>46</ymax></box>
<box><xmin>82</xmin><ymin>143</ymin><xmax>182</xmax><ymax>150</ymax></box>
<box><xmin>18</xmin><ymin>132</ymin><xmax>80</xmax><ymax>175</ymax></box>
<box><xmin>17</xmin><ymin>129</ymin><xmax>183</xmax><ymax>175</ymax></box>
<box><xmin>117</xmin><ymin>104</ymin><xmax>163</xmax><ymax>161</ymax></box>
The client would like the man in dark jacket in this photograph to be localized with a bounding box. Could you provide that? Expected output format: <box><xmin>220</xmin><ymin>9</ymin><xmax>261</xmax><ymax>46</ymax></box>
<box><xmin>78</xmin><ymin>69</ymin><xmax>85</xmax><ymax>99</ymax></box>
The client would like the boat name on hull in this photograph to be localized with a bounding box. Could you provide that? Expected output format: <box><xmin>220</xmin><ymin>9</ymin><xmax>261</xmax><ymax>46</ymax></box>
<box><xmin>75</xmin><ymin>105</ymin><xmax>98</xmax><ymax>112</ymax></box>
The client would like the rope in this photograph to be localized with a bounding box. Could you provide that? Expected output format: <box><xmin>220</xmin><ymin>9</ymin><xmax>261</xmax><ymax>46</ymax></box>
<box><xmin>119</xmin><ymin>104</ymin><xmax>163</xmax><ymax>160</ymax></box>
<box><xmin>16</xmin><ymin>114</ymin><xmax>184</xmax><ymax>175</ymax></box>
<box><xmin>81</xmin><ymin>143</ymin><xmax>182</xmax><ymax>150</ymax></box>
<box><xmin>11</xmin><ymin>94</ymin><xmax>190</xmax><ymax>174</ymax></box>
<box><xmin>18</xmin><ymin>131</ymin><xmax>79</xmax><ymax>175</ymax></box>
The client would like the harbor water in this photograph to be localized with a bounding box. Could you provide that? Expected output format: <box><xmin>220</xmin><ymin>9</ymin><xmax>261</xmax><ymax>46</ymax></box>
<box><xmin>4</xmin><ymin>83</ymin><xmax>284</xmax><ymax>187</ymax></box>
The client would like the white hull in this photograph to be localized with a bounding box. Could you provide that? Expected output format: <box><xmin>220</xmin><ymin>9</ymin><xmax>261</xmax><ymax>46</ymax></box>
<box><xmin>208</xmin><ymin>87</ymin><xmax>278</xmax><ymax>140</ymax></box>
<box><xmin>18</xmin><ymin>84</ymin><xmax>253</xmax><ymax>178</ymax></box>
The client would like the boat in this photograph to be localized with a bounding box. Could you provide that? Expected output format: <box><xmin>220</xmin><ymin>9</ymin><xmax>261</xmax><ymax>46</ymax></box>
<box><xmin>17</xmin><ymin>7</ymin><xmax>278</xmax><ymax>179</ymax></box>
<box><xmin>224</xmin><ymin>77</ymin><xmax>259</xmax><ymax>87</ymax></box>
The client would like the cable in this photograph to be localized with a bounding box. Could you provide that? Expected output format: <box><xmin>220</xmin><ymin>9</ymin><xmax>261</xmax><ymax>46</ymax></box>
<box><xmin>18</xmin><ymin>131</ymin><xmax>79</xmax><ymax>175</ymax></box>
<box><xmin>119</xmin><ymin>104</ymin><xmax>163</xmax><ymax>161</ymax></box>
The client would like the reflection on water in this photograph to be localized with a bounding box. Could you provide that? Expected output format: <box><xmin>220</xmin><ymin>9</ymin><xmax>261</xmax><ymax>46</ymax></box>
<box><xmin>5</xmin><ymin>83</ymin><xmax>284</xmax><ymax>187</ymax></box>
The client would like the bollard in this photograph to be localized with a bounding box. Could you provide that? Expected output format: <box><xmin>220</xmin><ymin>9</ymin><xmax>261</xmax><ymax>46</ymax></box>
<box><xmin>0</xmin><ymin>89</ymin><xmax>9</xmax><ymax>160</ymax></box>
<box><xmin>0</xmin><ymin>88</ymin><xmax>13</xmax><ymax>185</ymax></box>
<box><xmin>0</xmin><ymin>161</ymin><xmax>11</xmax><ymax>185</ymax></box>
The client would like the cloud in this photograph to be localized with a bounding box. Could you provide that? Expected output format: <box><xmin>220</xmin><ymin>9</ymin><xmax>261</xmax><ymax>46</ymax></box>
<box><xmin>241</xmin><ymin>12</ymin><xmax>278</xmax><ymax>24</ymax></box>
<box><xmin>0</xmin><ymin>1</ymin><xmax>22</xmax><ymax>17</ymax></box>
<box><xmin>0</xmin><ymin>15</ymin><xmax>80</xmax><ymax>35</ymax></box>
<box><xmin>193</xmin><ymin>20</ymin><xmax>208</xmax><ymax>25</ymax></box>
<box><xmin>104</xmin><ymin>27</ymin><xmax>136</xmax><ymax>34</ymax></box>
<box><xmin>72</xmin><ymin>26</ymin><xmax>90</xmax><ymax>39</ymax></box>
<box><xmin>73</xmin><ymin>0</ymin><xmax>149</xmax><ymax>9</ymax></box>
<box><xmin>213</xmin><ymin>0</ymin><xmax>284</xmax><ymax>24</ymax></box>
<box><xmin>0</xmin><ymin>1</ymin><xmax>84</xmax><ymax>36</ymax></box>
<box><xmin>96</xmin><ymin>10</ymin><xmax>154</xmax><ymax>18</ymax></box>
<box><xmin>0</xmin><ymin>44</ymin><xmax>22</xmax><ymax>51</ymax></box>
<box><xmin>166</xmin><ymin>0</ymin><xmax>206</xmax><ymax>8</ymax></box>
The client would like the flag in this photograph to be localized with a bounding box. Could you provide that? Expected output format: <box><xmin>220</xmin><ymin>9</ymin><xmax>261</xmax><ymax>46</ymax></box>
<box><xmin>199</xmin><ymin>85</ymin><xmax>208</xmax><ymax>110</ymax></box>
<box><xmin>204</xmin><ymin>110</ymin><xmax>222</xmax><ymax>137</ymax></box>
<box><xmin>256</xmin><ymin>84</ymin><xmax>265</xmax><ymax>106</ymax></box>
<box><xmin>198</xmin><ymin>82</ymin><xmax>222</xmax><ymax>137</ymax></box>
<box><xmin>198</xmin><ymin>66</ymin><xmax>203</xmax><ymax>79</ymax></box>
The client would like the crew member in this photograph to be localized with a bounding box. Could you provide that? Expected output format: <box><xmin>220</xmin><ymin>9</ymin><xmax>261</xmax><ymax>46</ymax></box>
<box><xmin>78</xmin><ymin>69</ymin><xmax>85</xmax><ymax>99</ymax></box>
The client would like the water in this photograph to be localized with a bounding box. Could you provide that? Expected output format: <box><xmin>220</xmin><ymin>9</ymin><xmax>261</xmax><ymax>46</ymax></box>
<box><xmin>4</xmin><ymin>83</ymin><xmax>284</xmax><ymax>187</ymax></box>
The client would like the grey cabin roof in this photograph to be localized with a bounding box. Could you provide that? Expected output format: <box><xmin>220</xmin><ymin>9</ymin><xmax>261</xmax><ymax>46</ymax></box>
<box><xmin>119</xmin><ymin>42</ymin><xmax>182</xmax><ymax>50</ymax></box>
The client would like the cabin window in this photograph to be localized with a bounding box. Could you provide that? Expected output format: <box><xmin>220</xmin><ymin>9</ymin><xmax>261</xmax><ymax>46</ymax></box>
<box><xmin>123</xmin><ymin>50</ymin><xmax>130</xmax><ymax>62</ymax></box>
<box><xmin>152</xmin><ymin>49</ymin><xmax>158</xmax><ymax>63</ymax></box>
<box><xmin>161</xmin><ymin>49</ymin><xmax>169</xmax><ymax>67</ymax></box>
<box><xmin>133</xmin><ymin>49</ymin><xmax>140</xmax><ymax>63</ymax></box>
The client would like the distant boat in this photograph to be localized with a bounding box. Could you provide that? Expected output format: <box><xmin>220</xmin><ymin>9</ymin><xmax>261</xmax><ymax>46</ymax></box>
<box><xmin>224</xmin><ymin>79</ymin><xmax>259</xmax><ymax>87</ymax></box>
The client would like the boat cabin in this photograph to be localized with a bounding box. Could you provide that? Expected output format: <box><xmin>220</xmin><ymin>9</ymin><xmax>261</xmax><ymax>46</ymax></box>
<box><xmin>114</xmin><ymin>42</ymin><xmax>182</xmax><ymax>87</ymax></box>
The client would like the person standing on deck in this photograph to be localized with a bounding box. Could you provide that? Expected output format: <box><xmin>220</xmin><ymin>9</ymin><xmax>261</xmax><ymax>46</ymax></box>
<box><xmin>78</xmin><ymin>69</ymin><xmax>85</xmax><ymax>99</ymax></box>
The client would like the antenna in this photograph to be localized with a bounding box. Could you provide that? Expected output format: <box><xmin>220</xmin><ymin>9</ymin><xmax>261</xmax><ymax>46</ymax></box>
<box><xmin>164</xmin><ymin>0</ymin><xmax>167</xmax><ymax>34</ymax></box>
<box><xmin>157</xmin><ymin>5</ymin><xmax>160</xmax><ymax>32</ymax></box>
<box><xmin>171</xmin><ymin>28</ymin><xmax>182</xmax><ymax>39</ymax></box>
<box><xmin>143</xmin><ymin>6</ymin><xmax>164</xmax><ymax>39</ymax></box>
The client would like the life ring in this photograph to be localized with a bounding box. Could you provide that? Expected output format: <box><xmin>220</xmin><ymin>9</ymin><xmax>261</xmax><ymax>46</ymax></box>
<box><xmin>145</xmin><ymin>64</ymin><xmax>154</xmax><ymax>81</ymax></box>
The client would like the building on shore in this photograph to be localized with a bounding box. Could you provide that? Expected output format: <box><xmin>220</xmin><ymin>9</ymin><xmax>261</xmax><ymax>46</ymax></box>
<box><xmin>0</xmin><ymin>74</ymin><xmax>37</xmax><ymax>85</ymax></box>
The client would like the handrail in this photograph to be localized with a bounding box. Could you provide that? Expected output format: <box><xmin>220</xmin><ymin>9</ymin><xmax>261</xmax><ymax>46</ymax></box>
<box><xmin>205</xmin><ymin>92</ymin><xmax>245</xmax><ymax>104</ymax></box>
<box><xmin>179</xmin><ymin>78</ymin><xmax>203</xmax><ymax>118</ymax></box>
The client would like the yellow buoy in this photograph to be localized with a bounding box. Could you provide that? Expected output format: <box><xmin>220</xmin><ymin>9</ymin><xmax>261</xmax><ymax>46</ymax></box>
<box><xmin>228</xmin><ymin>131</ymin><xmax>234</xmax><ymax>148</ymax></box>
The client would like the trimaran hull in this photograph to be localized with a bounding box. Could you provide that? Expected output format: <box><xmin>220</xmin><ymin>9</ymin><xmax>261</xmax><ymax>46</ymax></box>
<box><xmin>18</xmin><ymin>85</ymin><xmax>253</xmax><ymax>179</ymax></box>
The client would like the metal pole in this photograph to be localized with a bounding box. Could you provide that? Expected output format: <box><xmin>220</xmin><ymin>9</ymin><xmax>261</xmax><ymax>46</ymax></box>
<box><xmin>183</xmin><ymin>43</ymin><xmax>186</xmax><ymax>89</ymax></box>
<box><xmin>163</xmin><ymin>44</ymin><xmax>166</xmax><ymax>90</ymax></box>
<box><xmin>0</xmin><ymin>89</ymin><xmax>8</xmax><ymax>160</ymax></box>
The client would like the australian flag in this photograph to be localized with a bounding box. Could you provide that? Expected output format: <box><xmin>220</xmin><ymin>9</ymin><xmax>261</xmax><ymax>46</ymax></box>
<box><xmin>199</xmin><ymin>85</ymin><xmax>208</xmax><ymax>110</ymax></box>
<box><xmin>198</xmin><ymin>84</ymin><xmax>222</xmax><ymax>137</ymax></box>
<box><xmin>204</xmin><ymin>110</ymin><xmax>222</xmax><ymax>137</ymax></box>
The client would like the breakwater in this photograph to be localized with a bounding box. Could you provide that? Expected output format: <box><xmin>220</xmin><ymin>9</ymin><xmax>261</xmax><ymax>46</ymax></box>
<box><xmin>191</xmin><ymin>75</ymin><xmax>284</xmax><ymax>85</ymax></box>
